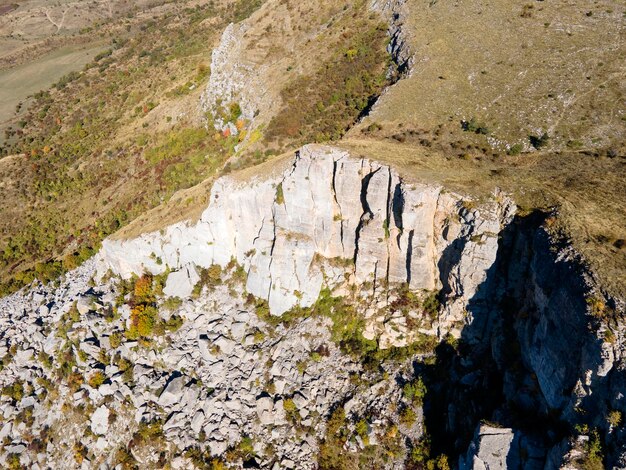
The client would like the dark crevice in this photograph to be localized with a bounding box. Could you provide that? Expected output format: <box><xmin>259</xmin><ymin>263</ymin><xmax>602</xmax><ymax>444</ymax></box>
<box><xmin>437</xmin><ymin>236</ymin><xmax>468</xmax><ymax>298</ymax></box>
<box><xmin>353</xmin><ymin>167</ymin><xmax>381</xmax><ymax>265</ymax></box>
<box><xmin>406</xmin><ymin>229</ymin><xmax>414</xmax><ymax>285</ymax></box>
<box><xmin>331</xmin><ymin>160</ymin><xmax>345</xmax><ymax>252</ymax></box>
<box><xmin>392</xmin><ymin>181</ymin><xmax>404</xmax><ymax>232</ymax></box>
<box><xmin>266</xmin><ymin>205</ymin><xmax>278</xmax><ymax>300</ymax></box>
<box><xmin>388</xmin><ymin>32</ymin><xmax>410</xmax><ymax>76</ymax></box>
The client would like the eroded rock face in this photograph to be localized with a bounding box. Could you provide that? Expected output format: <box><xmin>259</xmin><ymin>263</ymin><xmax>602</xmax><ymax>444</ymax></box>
<box><xmin>370</xmin><ymin>0</ymin><xmax>413</xmax><ymax>76</ymax></box>
<box><xmin>96</xmin><ymin>145</ymin><xmax>515</xmax><ymax>330</ymax></box>
<box><xmin>200</xmin><ymin>22</ymin><xmax>261</xmax><ymax>132</ymax></box>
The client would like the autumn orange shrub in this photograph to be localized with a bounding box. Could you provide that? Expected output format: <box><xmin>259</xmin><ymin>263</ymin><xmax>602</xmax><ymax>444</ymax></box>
<box><xmin>133</xmin><ymin>275</ymin><xmax>154</xmax><ymax>304</ymax></box>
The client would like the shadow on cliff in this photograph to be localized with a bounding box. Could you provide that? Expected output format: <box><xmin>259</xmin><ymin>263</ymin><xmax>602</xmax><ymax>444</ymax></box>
<box><xmin>410</xmin><ymin>210</ymin><xmax>612</xmax><ymax>466</ymax></box>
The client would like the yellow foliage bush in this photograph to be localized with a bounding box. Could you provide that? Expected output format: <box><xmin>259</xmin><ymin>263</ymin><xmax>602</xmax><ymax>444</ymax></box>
<box><xmin>133</xmin><ymin>275</ymin><xmax>154</xmax><ymax>303</ymax></box>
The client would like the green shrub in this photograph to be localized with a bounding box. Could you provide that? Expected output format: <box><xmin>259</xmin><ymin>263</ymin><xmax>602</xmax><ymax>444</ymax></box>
<box><xmin>310</xmin><ymin>351</ymin><xmax>322</xmax><ymax>362</ymax></box>
<box><xmin>355</xmin><ymin>419</ymin><xmax>369</xmax><ymax>443</ymax></box>
<box><xmin>317</xmin><ymin>408</ymin><xmax>353</xmax><ymax>469</ymax></box>
<box><xmin>400</xmin><ymin>407</ymin><xmax>417</xmax><ymax>426</ymax></box>
<box><xmin>163</xmin><ymin>314</ymin><xmax>184</xmax><ymax>332</ymax></box>
<box><xmin>422</xmin><ymin>291</ymin><xmax>441</xmax><ymax>319</ymax></box>
<box><xmin>228</xmin><ymin>102</ymin><xmax>242</xmax><ymax>122</ymax></box>
<box><xmin>579</xmin><ymin>430</ymin><xmax>604</xmax><ymax>470</ymax></box>
<box><xmin>275</xmin><ymin>183</ymin><xmax>285</xmax><ymax>205</ymax></box>
<box><xmin>283</xmin><ymin>398</ymin><xmax>300</xmax><ymax>422</ymax></box>
<box><xmin>507</xmin><ymin>143</ymin><xmax>523</xmax><ymax>155</ymax></box>
<box><xmin>2</xmin><ymin>381</ymin><xmax>24</xmax><ymax>402</ymax></box>
<box><xmin>607</xmin><ymin>410</ymin><xmax>622</xmax><ymax>427</ymax></box>
<box><xmin>225</xmin><ymin>436</ymin><xmax>256</xmax><ymax>462</ymax></box>
<box><xmin>127</xmin><ymin>305</ymin><xmax>158</xmax><ymax>339</ymax></box>
<box><xmin>461</xmin><ymin>118</ymin><xmax>490</xmax><ymax>135</ymax></box>
<box><xmin>193</xmin><ymin>264</ymin><xmax>223</xmax><ymax>297</ymax></box>
<box><xmin>135</xmin><ymin>419</ymin><xmax>164</xmax><ymax>443</ymax></box>
<box><xmin>109</xmin><ymin>331</ymin><xmax>123</xmax><ymax>349</ymax></box>
<box><xmin>6</xmin><ymin>454</ymin><xmax>21</xmax><ymax>470</ymax></box>
<box><xmin>403</xmin><ymin>377</ymin><xmax>427</xmax><ymax>405</ymax></box>
<box><xmin>162</xmin><ymin>296</ymin><xmax>183</xmax><ymax>311</ymax></box>
<box><xmin>38</xmin><ymin>351</ymin><xmax>53</xmax><ymax>369</ymax></box>
<box><xmin>88</xmin><ymin>371</ymin><xmax>106</xmax><ymax>388</ymax></box>
<box><xmin>428</xmin><ymin>455</ymin><xmax>451</xmax><ymax>470</ymax></box>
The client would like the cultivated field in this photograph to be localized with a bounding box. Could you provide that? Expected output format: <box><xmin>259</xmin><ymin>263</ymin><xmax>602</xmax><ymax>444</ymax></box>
<box><xmin>0</xmin><ymin>42</ymin><xmax>105</xmax><ymax>126</ymax></box>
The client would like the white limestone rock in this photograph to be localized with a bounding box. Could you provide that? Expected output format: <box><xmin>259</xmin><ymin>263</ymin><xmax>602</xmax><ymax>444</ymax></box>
<box><xmin>460</xmin><ymin>425</ymin><xmax>514</xmax><ymax>470</ymax></box>
<box><xmin>159</xmin><ymin>375</ymin><xmax>186</xmax><ymax>408</ymax></box>
<box><xmin>256</xmin><ymin>396</ymin><xmax>274</xmax><ymax>426</ymax></box>
<box><xmin>163</xmin><ymin>264</ymin><xmax>200</xmax><ymax>299</ymax></box>
<box><xmin>90</xmin><ymin>405</ymin><xmax>110</xmax><ymax>436</ymax></box>
<box><xmin>95</xmin><ymin>144</ymin><xmax>515</xmax><ymax>321</ymax></box>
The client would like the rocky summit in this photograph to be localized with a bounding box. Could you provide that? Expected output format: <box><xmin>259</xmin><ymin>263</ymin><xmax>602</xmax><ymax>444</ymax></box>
<box><xmin>0</xmin><ymin>0</ymin><xmax>624</xmax><ymax>469</ymax></box>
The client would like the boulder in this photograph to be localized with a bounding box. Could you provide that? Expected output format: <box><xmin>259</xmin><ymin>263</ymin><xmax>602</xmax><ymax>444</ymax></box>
<box><xmin>163</xmin><ymin>264</ymin><xmax>200</xmax><ymax>299</ymax></box>
<box><xmin>76</xmin><ymin>296</ymin><xmax>93</xmax><ymax>315</ymax></box>
<box><xmin>460</xmin><ymin>425</ymin><xmax>514</xmax><ymax>470</ymax></box>
<box><xmin>460</xmin><ymin>425</ymin><xmax>546</xmax><ymax>470</ymax></box>
<box><xmin>158</xmin><ymin>375</ymin><xmax>186</xmax><ymax>408</ymax></box>
<box><xmin>256</xmin><ymin>395</ymin><xmax>274</xmax><ymax>426</ymax></box>
<box><xmin>90</xmin><ymin>406</ymin><xmax>110</xmax><ymax>436</ymax></box>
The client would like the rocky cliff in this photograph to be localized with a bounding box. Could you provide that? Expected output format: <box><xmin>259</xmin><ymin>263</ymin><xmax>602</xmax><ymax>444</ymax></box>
<box><xmin>96</xmin><ymin>145</ymin><xmax>514</xmax><ymax>338</ymax></box>
<box><xmin>422</xmin><ymin>209</ymin><xmax>626</xmax><ymax>469</ymax></box>
<box><xmin>0</xmin><ymin>145</ymin><xmax>623</xmax><ymax>469</ymax></box>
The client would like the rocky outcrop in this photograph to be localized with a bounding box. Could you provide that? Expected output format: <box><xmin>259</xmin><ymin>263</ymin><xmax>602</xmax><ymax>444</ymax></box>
<box><xmin>96</xmin><ymin>145</ymin><xmax>515</xmax><ymax>330</ymax></box>
<box><xmin>459</xmin><ymin>425</ymin><xmax>546</xmax><ymax>470</ymax></box>
<box><xmin>370</xmin><ymin>0</ymin><xmax>414</xmax><ymax>76</ymax></box>
<box><xmin>422</xmin><ymin>210</ymin><xmax>626</xmax><ymax>469</ymax></box>
<box><xmin>201</xmin><ymin>1</ymin><xmax>415</xmax><ymax>138</ymax></box>
<box><xmin>200</xmin><ymin>22</ymin><xmax>263</xmax><ymax>133</ymax></box>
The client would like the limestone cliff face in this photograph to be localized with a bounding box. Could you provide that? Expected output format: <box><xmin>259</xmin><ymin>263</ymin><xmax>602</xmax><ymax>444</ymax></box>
<box><xmin>96</xmin><ymin>145</ymin><xmax>515</xmax><ymax>332</ymax></box>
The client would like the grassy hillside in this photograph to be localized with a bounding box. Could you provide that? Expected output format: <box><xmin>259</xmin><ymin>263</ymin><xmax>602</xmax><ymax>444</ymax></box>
<box><xmin>345</xmin><ymin>0</ymin><xmax>626</xmax><ymax>298</ymax></box>
<box><xmin>0</xmin><ymin>43</ymin><xmax>106</xmax><ymax>125</ymax></box>
<box><xmin>0</xmin><ymin>0</ymin><xmax>186</xmax><ymax>142</ymax></box>
<box><xmin>357</xmin><ymin>0</ymin><xmax>625</xmax><ymax>154</ymax></box>
<box><xmin>0</xmin><ymin>0</ymin><xmax>266</xmax><ymax>294</ymax></box>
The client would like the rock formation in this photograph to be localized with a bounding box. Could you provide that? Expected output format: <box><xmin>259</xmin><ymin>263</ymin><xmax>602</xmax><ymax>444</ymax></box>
<box><xmin>97</xmin><ymin>145</ymin><xmax>515</xmax><ymax>333</ymax></box>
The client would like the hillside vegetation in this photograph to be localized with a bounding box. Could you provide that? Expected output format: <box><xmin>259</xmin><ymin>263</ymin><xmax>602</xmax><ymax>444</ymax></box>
<box><xmin>0</xmin><ymin>0</ymin><xmax>266</xmax><ymax>294</ymax></box>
